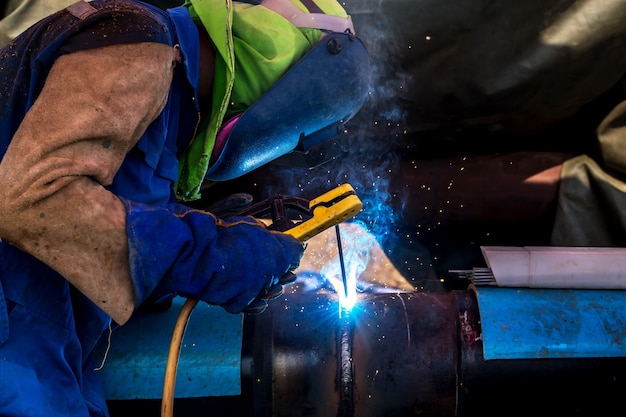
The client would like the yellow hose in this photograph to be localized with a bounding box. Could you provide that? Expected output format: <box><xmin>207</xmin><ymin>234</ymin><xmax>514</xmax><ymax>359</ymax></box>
<box><xmin>161</xmin><ymin>298</ymin><xmax>199</xmax><ymax>417</ymax></box>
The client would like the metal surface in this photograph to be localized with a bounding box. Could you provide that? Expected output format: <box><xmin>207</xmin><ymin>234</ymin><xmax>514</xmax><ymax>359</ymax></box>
<box><xmin>475</xmin><ymin>287</ymin><xmax>626</xmax><ymax>359</ymax></box>
<box><xmin>249</xmin><ymin>292</ymin><xmax>460</xmax><ymax>417</ymax></box>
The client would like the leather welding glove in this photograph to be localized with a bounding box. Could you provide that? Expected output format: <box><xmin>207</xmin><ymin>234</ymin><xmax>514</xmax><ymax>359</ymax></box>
<box><xmin>243</xmin><ymin>270</ymin><xmax>298</xmax><ymax>314</ymax></box>
<box><xmin>123</xmin><ymin>199</ymin><xmax>304</xmax><ymax>314</ymax></box>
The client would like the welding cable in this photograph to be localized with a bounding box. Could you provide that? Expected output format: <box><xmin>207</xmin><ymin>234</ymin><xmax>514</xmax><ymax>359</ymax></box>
<box><xmin>161</xmin><ymin>297</ymin><xmax>199</xmax><ymax>417</ymax></box>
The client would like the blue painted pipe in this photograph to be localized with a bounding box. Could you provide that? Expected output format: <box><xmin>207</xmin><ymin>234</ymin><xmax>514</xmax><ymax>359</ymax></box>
<box><xmin>475</xmin><ymin>287</ymin><xmax>626</xmax><ymax>360</ymax></box>
<box><xmin>100</xmin><ymin>296</ymin><xmax>243</xmax><ymax>400</ymax></box>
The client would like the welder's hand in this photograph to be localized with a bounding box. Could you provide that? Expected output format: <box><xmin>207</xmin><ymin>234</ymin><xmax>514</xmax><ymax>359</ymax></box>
<box><xmin>199</xmin><ymin>215</ymin><xmax>303</xmax><ymax>314</ymax></box>
<box><xmin>243</xmin><ymin>269</ymin><xmax>298</xmax><ymax>314</ymax></box>
<box><xmin>124</xmin><ymin>201</ymin><xmax>304</xmax><ymax>315</ymax></box>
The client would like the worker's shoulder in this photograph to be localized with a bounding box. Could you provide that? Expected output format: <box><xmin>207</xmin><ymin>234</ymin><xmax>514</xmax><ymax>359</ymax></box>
<box><xmin>0</xmin><ymin>0</ymin><xmax>180</xmax><ymax>68</ymax></box>
<box><xmin>53</xmin><ymin>0</ymin><xmax>178</xmax><ymax>53</ymax></box>
<box><xmin>74</xmin><ymin>0</ymin><xmax>174</xmax><ymax>34</ymax></box>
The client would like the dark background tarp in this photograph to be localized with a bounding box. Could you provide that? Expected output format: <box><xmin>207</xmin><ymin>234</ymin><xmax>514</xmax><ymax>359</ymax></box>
<box><xmin>351</xmin><ymin>0</ymin><xmax>626</xmax><ymax>135</ymax></box>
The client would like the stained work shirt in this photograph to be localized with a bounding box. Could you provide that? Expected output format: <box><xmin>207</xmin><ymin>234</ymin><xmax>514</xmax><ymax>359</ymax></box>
<box><xmin>0</xmin><ymin>1</ymin><xmax>200</xmax><ymax>415</ymax></box>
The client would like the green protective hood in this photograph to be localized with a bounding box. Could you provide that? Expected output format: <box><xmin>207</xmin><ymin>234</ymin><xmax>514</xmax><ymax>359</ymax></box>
<box><xmin>177</xmin><ymin>0</ymin><xmax>348</xmax><ymax>201</ymax></box>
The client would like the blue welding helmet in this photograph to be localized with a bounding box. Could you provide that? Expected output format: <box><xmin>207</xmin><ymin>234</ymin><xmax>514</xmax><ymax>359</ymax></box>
<box><xmin>204</xmin><ymin>31</ymin><xmax>370</xmax><ymax>182</ymax></box>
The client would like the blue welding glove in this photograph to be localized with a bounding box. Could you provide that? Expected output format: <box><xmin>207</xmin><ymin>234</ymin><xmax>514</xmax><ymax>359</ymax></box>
<box><xmin>123</xmin><ymin>200</ymin><xmax>304</xmax><ymax>314</ymax></box>
<box><xmin>243</xmin><ymin>269</ymin><xmax>298</xmax><ymax>314</ymax></box>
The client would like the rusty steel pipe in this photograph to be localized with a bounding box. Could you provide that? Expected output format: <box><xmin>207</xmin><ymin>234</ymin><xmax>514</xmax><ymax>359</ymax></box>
<box><xmin>250</xmin><ymin>292</ymin><xmax>459</xmax><ymax>417</ymax></box>
<box><xmin>241</xmin><ymin>292</ymin><xmax>460</xmax><ymax>416</ymax></box>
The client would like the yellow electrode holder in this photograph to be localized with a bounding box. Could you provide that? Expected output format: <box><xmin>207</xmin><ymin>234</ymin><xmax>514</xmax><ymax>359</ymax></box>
<box><xmin>284</xmin><ymin>183</ymin><xmax>363</xmax><ymax>242</ymax></box>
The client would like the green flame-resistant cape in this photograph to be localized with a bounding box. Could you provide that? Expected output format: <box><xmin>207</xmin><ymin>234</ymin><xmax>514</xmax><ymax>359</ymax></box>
<box><xmin>176</xmin><ymin>0</ymin><xmax>349</xmax><ymax>201</ymax></box>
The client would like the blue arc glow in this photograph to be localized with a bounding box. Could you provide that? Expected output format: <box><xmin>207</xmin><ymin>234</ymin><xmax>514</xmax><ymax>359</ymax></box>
<box><xmin>320</xmin><ymin>223</ymin><xmax>374</xmax><ymax>313</ymax></box>
<box><xmin>339</xmin><ymin>268</ymin><xmax>358</xmax><ymax>312</ymax></box>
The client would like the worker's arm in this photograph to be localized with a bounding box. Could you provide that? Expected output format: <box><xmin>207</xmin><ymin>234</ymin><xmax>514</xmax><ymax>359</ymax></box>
<box><xmin>0</xmin><ymin>41</ymin><xmax>304</xmax><ymax>325</ymax></box>
<box><xmin>0</xmin><ymin>42</ymin><xmax>177</xmax><ymax>324</ymax></box>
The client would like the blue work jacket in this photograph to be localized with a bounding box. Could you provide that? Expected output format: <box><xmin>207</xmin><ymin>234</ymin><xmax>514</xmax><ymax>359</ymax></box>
<box><xmin>0</xmin><ymin>1</ymin><xmax>199</xmax><ymax>415</ymax></box>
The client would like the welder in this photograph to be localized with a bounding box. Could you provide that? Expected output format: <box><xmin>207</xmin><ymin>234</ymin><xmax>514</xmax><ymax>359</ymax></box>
<box><xmin>0</xmin><ymin>0</ymin><xmax>368</xmax><ymax>415</ymax></box>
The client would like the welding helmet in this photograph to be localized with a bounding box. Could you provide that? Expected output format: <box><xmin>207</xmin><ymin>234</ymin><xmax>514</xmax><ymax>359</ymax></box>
<box><xmin>206</xmin><ymin>29</ymin><xmax>370</xmax><ymax>181</ymax></box>
<box><xmin>177</xmin><ymin>0</ymin><xmax>370</xmax><ymax>199</ymax></box>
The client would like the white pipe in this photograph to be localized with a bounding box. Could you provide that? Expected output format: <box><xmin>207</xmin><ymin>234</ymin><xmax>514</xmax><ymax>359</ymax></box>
<box><xmin>480</xmin><ymin>246</ymin><xmax>626</xmax><ymax>289</ymax></box>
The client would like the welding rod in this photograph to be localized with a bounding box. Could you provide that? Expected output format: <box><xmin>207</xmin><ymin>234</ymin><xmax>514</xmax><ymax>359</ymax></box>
<box><xmin>335</xmin><ymin>223</ymin><xmax>354</xmax><ymax>417</ymax></box>
<box><xmin>335</xmin><ymin>224</ymin><xmax>349</xmax><ymax>300</ymax></box>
